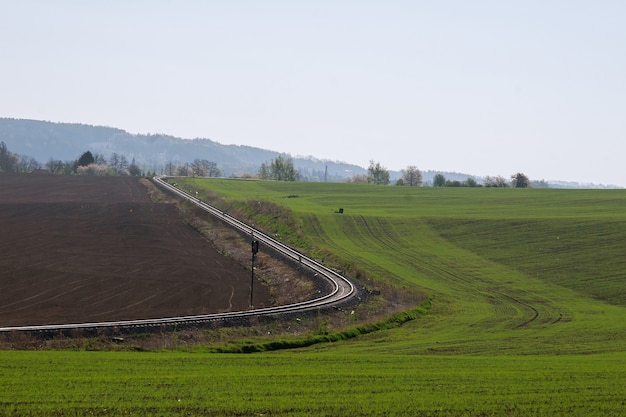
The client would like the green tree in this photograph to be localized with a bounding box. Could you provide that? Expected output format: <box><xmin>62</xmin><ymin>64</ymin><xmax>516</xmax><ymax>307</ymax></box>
<box><xmin>367</xmin><ymin>160</ymin><xmax>390</xmax><ymax>185</ymax></box>
<box><xmin>77</xmin><ymin>151</ymin><xmax>95</xmax><ymax>167</ymax></box>
<box><xmin>399</xmin><ymin>165</ymin><xmax>423</xmax><ymax>186</ymax></box>
<box><xmin>433</xmin><ymin>174</ymin><xmax>446</xmax><ymax>187</ymax></box>
<box><xmin>258</xmin><ymin>162</ymin><xmax>270</xmax><ymax>179</ymax></box>
<box><xmin>0</xmin><ymin>141</ymin><xmax>19</xmax><ymax>173</ymax></box>
<box><xmin>128</xmin><ymin>158</ymin><xmax>142</xmax><ymax>177</ymax></box>
<box><xmin>259</xmin><ymin>155</ymin><xmax>299</xmax><ymax>181</ymax></box>
<box><xmin>445</xmin><ymin>179</ymin><xmax>462</xmax><ymax>187</ymax></box>
<box><xmin>464</xmin><ymin>177</ymin><xmax>479</xmax><ymax>187</ymax></box>
<box><xmin>511</xmin><ymin>172</ymin><xmax>531</xmax><ymax>188</ymax></box>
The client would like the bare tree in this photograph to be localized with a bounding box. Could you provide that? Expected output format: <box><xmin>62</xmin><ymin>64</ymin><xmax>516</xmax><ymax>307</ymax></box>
<box><xmin>399</xmin><ymin>165</ymin><xmax>423</xmax><ymax>186</ymax></box>
<box><xmin>46</xmin><ymin>159</ymin><xmax>73</xmax><ymax>175</ymax></box>
<box><xmin>119</xmin><ymin>155</ymin><xmax>129</xmax><ymax>171</ymax></box>
<box><xmin>176</xmin><ymin>164</ymin><xmax>191</xmax><ymax>176</ymax></box>
<box><xmin>165</xmin><ymin>161</ymin><xmax>175</xmax><ymax>176</ymax></box>
<box><xmin>204</xmin><ymin>160</ymin><xmax>221</xmax><ymax>177</ymax></box>
<box><xmin>188</xmin><ymin>159</ymin><xmax>221</xmax><ymax>177</ymax></box>
<box><xmin>345</xmin><ymin>174</ymin><xmax>369</xmax><ymax>184</ymax></box>
<box><xmin>484</xmin><ymin>175</ymin><xmax>509</xmax><ymax>188</ymax></box>
<box><xmin>191</xmin><ymin>159</ymin><xmax>206</xmax><ymax>177</ymax></box>
<box><xmin>109</xmin><ymin>153</ymin><xmax>120</xmax><ymax>170</ymax></box>
<box><xmin>19</xmin><ymin>155</ymin><xmax>40</xmax><ymax>172</ymax></box>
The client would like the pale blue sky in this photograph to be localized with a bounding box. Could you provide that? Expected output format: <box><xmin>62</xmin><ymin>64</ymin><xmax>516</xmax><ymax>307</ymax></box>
<box><xmin>2</xmin><ymin>1</ymin><xmax>625</xmax><ymax>185</ymax></box>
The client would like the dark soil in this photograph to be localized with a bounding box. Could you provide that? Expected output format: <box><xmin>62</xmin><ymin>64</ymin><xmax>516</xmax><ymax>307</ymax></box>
<box><xmin>0</xmin><ymin>174</ymin><xmax>270</xmax><ymax>327</ymax></box>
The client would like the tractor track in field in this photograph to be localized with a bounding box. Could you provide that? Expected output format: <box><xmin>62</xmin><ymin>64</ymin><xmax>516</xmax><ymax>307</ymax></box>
<box><xmin>416</xmin><ymin>248</ymin><xmax>542</xmax><ymax>329</ymax></box>
<box><xmin>502</xmin><ymin>293</ymin><xmax>540</xmax><ymax>328</ymax></box>
<box><xmin>358</xmin><ymin>214</ymin><xmax>543</xmax><ymax>329</ymax></box>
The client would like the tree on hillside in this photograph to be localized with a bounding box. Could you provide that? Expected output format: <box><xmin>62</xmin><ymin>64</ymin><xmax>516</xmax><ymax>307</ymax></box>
<box><xmin>77</xmin><ymin>151</ymin><xmax>95</xmax><ymax>167</ymax></box>
<box><xmin>511</xmin><ymin>172</ymin><xmax>531</xmax><ymax>188</ymax></box>
<box><xmin>433</xmin><ymin>174</ymin><xmax>446</xmax><ymax>187</ymax></box>
<box><xmin>367</xmin><ymin>160</ymin><xmax>390</xmax><ymax>185</ymax></box>
<box><xmin>398</xmin><ymin>165</ymin><xmax>423</xmax><ymax>186</ymax></box>
<box><xmin>259</xmin><ymin>155</ymin><xmax>299</xmax><ymax>181</ymax></box>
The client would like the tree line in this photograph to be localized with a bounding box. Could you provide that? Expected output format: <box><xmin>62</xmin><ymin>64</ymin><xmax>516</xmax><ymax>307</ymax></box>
<box><xmin>0</xmin><ymin>141</ymin><xmax>40</xmax><ymax>173</ymax></box>
<box><xmin>342</xmin><ymin>160</ymin><xmax>533</xmax><ymax>188</ymax></box>
<box><xmin>0</xmin><ymin>142</ymin><xmax>223</xmax><ymax>178</ymax></box>
<box><xmin>72</xmin><ymin>151</ymin><xmax>223</xmax><ymax>178</ymax></box>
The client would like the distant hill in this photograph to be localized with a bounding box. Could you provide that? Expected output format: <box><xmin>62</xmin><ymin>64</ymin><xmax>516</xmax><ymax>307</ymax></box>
<box><xmin>1</xmin><ymin>118</ymin><xmax>620</xmax><ymax>188</ymax></box>
<box><xmin>0</xmin><ymin>118</ymin><xmax>365</xmax><ymax>181</ymax></box>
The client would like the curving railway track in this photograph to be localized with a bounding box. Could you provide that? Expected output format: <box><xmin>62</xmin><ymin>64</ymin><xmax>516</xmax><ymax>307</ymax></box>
<box><xmin>0</xmin><ymin>176</ymin><xmax>356</xmax><ymax>333</ymax></box>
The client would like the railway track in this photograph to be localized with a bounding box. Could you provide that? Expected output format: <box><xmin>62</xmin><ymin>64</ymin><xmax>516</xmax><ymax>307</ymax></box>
<box><xmin>0</xmin><ymin>176</ymin><xmax>356</xmax><ymax>333</ymax></box>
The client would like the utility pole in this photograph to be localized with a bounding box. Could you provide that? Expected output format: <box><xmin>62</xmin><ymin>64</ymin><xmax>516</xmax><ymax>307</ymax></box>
<box><xmin>250</xmin><ymin>239</ymin><xmax>259</xmax><ymax>308</ymax></box>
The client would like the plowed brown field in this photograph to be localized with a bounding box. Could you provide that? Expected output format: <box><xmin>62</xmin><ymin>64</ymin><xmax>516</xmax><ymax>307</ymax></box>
<box><xmin>0</xmin><ymin>174</ymin><xmax>268</xmax><ymax>327</ymax></box>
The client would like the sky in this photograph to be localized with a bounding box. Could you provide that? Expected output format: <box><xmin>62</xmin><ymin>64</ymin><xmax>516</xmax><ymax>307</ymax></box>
<box><xmin>1</xmin><ymin>1</ymin><xmax>625</xmax><ymax>186</ymax></box>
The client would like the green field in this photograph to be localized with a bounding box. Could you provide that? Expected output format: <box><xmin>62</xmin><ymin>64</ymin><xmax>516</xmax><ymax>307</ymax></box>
<box><xmin>1</xmin><ymin>180</ymin><xmax>625</xmax><ymax>416</ymax></box>
<box><xmin>1</xmin><ymin>351</ymin><xmax>624</xmax><ymax>416</ymax></box>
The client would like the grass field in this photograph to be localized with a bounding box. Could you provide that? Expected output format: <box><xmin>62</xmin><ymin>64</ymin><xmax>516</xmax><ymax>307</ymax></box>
<box><xmin>1</xmin><ymin>179</ymin><xmax>625</xmax><ymax>416</ymax></box>
<box><xmin>1</xmin><ymin>350</ymin><xmax>624</xmax><ymax>416</ymax></box>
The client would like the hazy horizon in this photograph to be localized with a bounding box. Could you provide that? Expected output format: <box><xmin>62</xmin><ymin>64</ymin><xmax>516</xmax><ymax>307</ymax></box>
<box><xmin>2</xmin><ymin>1</ymin><xmax>624</xmax><ymax>186</ymax></box>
